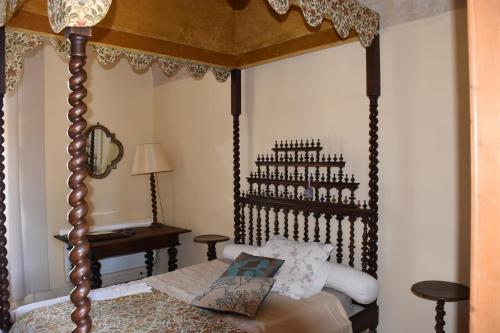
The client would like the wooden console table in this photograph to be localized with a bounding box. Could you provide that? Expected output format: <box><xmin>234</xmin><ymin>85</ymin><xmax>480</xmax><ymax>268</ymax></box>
<box><xmin>55</xmin><ymin>224</ymin><xmax>191</xmax><ymax>289</ymax></box>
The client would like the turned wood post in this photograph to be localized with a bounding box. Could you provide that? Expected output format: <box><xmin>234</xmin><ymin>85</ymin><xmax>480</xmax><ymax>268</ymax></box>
<box><xmin>0</xmin><ymin>26</ymin><xmax>11</xmax><ymax>332</ymax></box>
<box><xmin>231</xmin><ymin>69</ymin><xmax>242</xmax><ymax>244</ymax></box>
<box><xmin>150</xmin><ymin>173</ymin><xmax>159</xmax><ymax>225</ymax></box>
<box><xmin>65</xmin><ymin>27</ymin><xmax>92</xmax><ymax>333</ymax></box>
<box><xmin>366</xmin><ymin>35</ymin><xmax>380</xmax><ymax>279</ymax></box>
<box><xmin>435</xmin><ymin>300</ymin><xmax>446</xmax><ymax>333</ymax></box>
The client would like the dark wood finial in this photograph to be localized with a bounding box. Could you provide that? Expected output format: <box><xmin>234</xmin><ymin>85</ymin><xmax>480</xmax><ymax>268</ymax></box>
<box><xmin>65</xmin><ymin>27</ymin><xmax>92</xmax><ymax>333</ymax></box>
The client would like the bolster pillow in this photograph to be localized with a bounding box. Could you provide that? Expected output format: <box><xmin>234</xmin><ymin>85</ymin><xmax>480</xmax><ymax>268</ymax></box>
<box><xmin>325</xmin><ymin>262</ymin><xmax>379</xmax><ymax>304</ymax></box>
<box><xmin>222</xmin><ymin>244</ymin><xmax>261</xmax><ymax>260</ymax></box>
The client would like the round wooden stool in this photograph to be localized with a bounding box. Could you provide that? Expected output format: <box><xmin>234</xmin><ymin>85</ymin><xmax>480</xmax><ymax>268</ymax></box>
<box><xmin>193</xmin><ymin>234</ymin><xmax>230</xmax><ymax>261</ymax></box>
<box><xmin>411</xmin><ymin>280</ymin><xmax>469</xmax><ymax>333</ymax></box>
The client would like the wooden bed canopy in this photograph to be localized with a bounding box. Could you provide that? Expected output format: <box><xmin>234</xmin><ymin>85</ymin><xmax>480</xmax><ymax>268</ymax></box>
<box><xmin>0</xmin><ymin>1</ymin><xmax>381</xmax><ymax>332</ymax></box>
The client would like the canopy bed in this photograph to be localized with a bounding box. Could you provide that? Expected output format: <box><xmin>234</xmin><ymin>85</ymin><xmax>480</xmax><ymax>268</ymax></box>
<box><xmin>0</xmin><ymin>0</ymin><xmax>381</xmax><ymax>332</ymax></box>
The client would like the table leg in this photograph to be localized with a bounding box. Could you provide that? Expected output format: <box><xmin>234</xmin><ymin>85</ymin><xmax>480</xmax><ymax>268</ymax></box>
<box><xmin>90</xmin><ymin>258</ymin><xmax>102</xmax><ymax>289</ymax></box>
<box><xmin>167</xmin><ymin>246</ymin><xmax>178</xmax><ymax>272</ymax></box>
<box><xmin>207</xmin><ymin>242</ymin><xmax>217</xmax><ymax>261</ymax></box>
<box><xmin>145</xmin><ymin>250</ymin><xmax>154</xmax><ymax>277</ymax></box>
<box><xmin>67</xmin><ymin>245</ymin><xmax>74</xmax><ymax>271</ymax></box>
<box><xmin>435</xmin><ymin>300</ymin><xmax>445</xmax><ymax>333</ymax></box>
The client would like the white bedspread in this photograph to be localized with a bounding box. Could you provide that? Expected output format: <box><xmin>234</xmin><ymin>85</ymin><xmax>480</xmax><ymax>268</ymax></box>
<box><xmin>11</xmin><ymin>282</ymin><xmax>151</xmax><ymax>321</ymax></box>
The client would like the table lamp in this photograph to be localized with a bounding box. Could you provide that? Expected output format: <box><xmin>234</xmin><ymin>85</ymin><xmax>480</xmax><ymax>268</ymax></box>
<box><xmin>131</xmin><ymin>143</ymin><xmax>172</xmax><ymax>227</ymax></box>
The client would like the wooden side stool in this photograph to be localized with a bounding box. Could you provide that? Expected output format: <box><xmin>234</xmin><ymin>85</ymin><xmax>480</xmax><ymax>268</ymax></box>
<box><xmin>411</xmin><ymin>280</ymin><xmax>469</xmax><ymax>333</ymax></box>
<box><xmin>194</xmin><ymin>234</ymin><xmax>230</xmax><ymax>261</ymax></box>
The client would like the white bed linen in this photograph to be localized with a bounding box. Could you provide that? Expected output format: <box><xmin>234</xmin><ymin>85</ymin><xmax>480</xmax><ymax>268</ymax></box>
<box><xmin>11</xmin><ymin>282</ymin><xmax>151</xmax><ymax>321</ymax></box>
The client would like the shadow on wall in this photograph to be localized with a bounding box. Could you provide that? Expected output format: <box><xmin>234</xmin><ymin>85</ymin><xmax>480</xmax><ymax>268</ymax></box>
<box><xmin>452</xmin><ymin>9</ymin><xmax>471</xmax><ymax>333</ymax></box>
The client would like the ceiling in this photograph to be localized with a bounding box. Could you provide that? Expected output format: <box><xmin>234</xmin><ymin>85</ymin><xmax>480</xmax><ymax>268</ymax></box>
<box><xmin>8</xmin><ymin>0</ymin><xmax>357</xmax><ymax>68</ymax></box>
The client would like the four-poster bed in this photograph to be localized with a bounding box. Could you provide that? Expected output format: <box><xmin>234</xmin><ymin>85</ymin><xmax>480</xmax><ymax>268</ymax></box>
<box><xmin>0</xmin><ymin>1</ymin><xmax>381</xmax><ymax>332</ymax></box>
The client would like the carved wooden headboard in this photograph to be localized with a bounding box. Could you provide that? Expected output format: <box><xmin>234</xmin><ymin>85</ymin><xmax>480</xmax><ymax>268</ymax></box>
<box><xmin>234</xmin><ymin>139</ymin><xmax>374</xmax><ymax>275</ymax></box>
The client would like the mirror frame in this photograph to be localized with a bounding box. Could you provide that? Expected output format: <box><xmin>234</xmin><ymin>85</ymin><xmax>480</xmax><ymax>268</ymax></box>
<box><xmin>85</xmin><ymin>123</ymin><xmax>124</xmax><ymax>179</ymax></box>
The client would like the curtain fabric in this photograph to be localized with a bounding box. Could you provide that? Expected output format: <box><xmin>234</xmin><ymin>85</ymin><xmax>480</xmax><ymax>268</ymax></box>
<box><xmin>5</xmin><ymin>47</ymin><xmax>50</xmax><ymax>303</ymax></box>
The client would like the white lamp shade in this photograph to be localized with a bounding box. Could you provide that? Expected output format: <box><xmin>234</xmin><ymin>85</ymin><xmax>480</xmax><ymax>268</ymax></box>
<box><xmin>131</xmin><ymin>143</ymin><xmax>172</xmax><ymax>175</ymax></box>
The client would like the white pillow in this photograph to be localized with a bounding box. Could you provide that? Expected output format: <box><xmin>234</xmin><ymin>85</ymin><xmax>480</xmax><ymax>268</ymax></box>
<box><xmin>222</xmin><ymin>244</ymin><xmax>261</xmax><ymax>260</ymax></box>
<box><xmin>259</xmin><ymin>236</ymin><xmax>333</xmax><ymax>299</ymax></box>
<box><xmin>325</xmin><ymin>262</ymin><xmax>379</xmax><ymax>304</ymax></box>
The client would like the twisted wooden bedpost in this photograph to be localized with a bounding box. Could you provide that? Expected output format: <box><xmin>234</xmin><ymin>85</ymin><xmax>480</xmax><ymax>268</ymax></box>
<box><xmin>0</xmin><ymin>26</ymin><xmax>11</xmax><ymax>332</ymax></box>
<box><xmin>366</xmin><ymin>35</ymin><xmax>380</xmax><ymax>279</ymax></box>
<box><xmin>65</xmin><ymin>27</ymin><xmax>92</xmax><ymax>333</ymax></box>
<box><xmin>231</xmin><ymin>69</ymin><xmax>242</xmax><ymax>244</ymax></box>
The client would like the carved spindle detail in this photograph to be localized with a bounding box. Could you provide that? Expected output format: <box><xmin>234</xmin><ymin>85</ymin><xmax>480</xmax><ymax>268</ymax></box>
<box><xmin>240</xmin><ymin>203</ymin><xmax>246</xmax><ymax>244</ymax></box>
<box><xmin>348</xmin><ymin>216</ymin><xmax>356</xmax><ymax>267</ymax></box>
<box><xmin>0</xmin><ymin>88</ymin><xmax>11</xmax><ymax>330</ymax></box>
<box><xmin>361</xmin><ymin>216</ymin><xmax>369</xmax><ymax>272</ymax></box>
<box><xmin>294</xmin><ymin>150</ymin><xmax>299</xmax><ymax>198</ymax></box>
<box><xmin>336</xmin><ymin>215</ymin><xmax>343</xmax><ymax>263</ymax></box>
<box><xmin>231</xmin><ymin>69</ymin><xmax>241</xmax><ymax>243</ymax></box>
<box><xmin>149</xmin><ymin>173</ymin><xmax>158</xmax><ymax>225</ymax></box>
<box><xmin>283</xmin><ymin>209</ymin><xmax>289</xmax><ymax>238</ymax></box>
<box><xmin>325</xmin><ymin>214</ymin><xmax>332</xmax><ymax>244</ymax></box>
<box><xmin>274</xmin><ymin>208</ymin><xmax>279</xmax><ymax>235</ymax></box>
<box><xmin>313</xmin><ymin>213</ymin><xmax>320</xmax><ymax>242</ymax></box>
<box><xmin>303</xmin><ymin>212</ymin><xmax>309</xmax><ymax>242</ymax></box>
<box><xmin>66</xmin><ymin>27</ymin><xmax>92</xmax><ymax>333</ymax></box>
<box><xmin>248</xmin><ymin>205</ymin><xmax>254</xmax><ymax>245</ymax></box>
<box><xmin>145</xmin><ymin>250</ymin><xmax>154</xmax><ymax>277</ymax></box>
<box><xmin>293</xmin><ymin>210</ymin><xmax>299</xmax><ymax>241</ymax></box>
<box><xmin>435</xmin><ymin>300</ymin><xmax>445</xmax><ymax>333</ymax></box>
<box><xmin>265</xmin><ymin>207</ymin><xmax>270</xmax><ymax>242</ymax></box>
<box><xmin>368</xmin><ymin>95</ymin><xmax>380</xmax><ymax>278</ymax></box>
<box><xmin>256</xmin><ymin>206</ymin><xmax>262</xmax><ymax>246</ymax></box>
<box><xmin>167</xmin><ymin>246</ymin><xmax>178</xmax><ymax>271</ymax></box>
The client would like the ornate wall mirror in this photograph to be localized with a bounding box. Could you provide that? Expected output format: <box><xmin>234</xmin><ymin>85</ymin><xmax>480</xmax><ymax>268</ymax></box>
<box><xmin>85</xmin><ymin>123</ymin><xmax>124</xmax><ymax>179</ymax></box>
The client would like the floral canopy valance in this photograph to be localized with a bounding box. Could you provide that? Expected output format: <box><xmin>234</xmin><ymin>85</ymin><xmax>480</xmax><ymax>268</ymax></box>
<box><xmin>3</xmin><ymin>1</ymin><xmax>379</xmax><ymax>47</ymax></box>
<box><xmin>6</xmin><ymin>29</ymin><xmax>231</xmax><ymax>93</ymax></box>
<box><xmin>267</xmin><ymin>0</ymin><xmax>379</xmax><ymax>47</ymax></box>
<box><xmin>2</xmin><ymin>0</ymin><xmax>380</xmax><ymax>91</ymax></box>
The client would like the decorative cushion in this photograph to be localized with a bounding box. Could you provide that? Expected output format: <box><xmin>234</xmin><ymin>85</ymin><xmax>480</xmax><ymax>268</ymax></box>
<box><xmin>259</xmin><ymin>235</ymin><xmax>333</xmax><ymax>299</ymax></box>
<box><xmin>222</xmin><ymin>244</ymin><xmax>261</xmax><ymax>260</ymax></box>
<box><xmin>222</xmin><ymin>252</ymin><xmax>284</xmax><ymax>278</ymax></box>
<box><xmin>191</xmin><ymin>276</ymin><xmax>274</xmax><ymax>317</ymax></box>
<box><xmin>325</xmin><ymin>262</ymin><xmax>379</xmax><ymax>304</ymax></box>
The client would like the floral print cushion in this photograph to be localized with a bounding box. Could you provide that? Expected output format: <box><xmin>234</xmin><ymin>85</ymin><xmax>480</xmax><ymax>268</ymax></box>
<box><xmin>191</xmin><ymin>276</ymin><xmax>274</xmax><ymax>318</ymax></box>
<box><xmin>222</xmin><ymin>252</ymin><xmax>284</xmax><ymax>278</ymax></box>
<box><xmin>259</xmin><ymin>235</ymin><xmax>334</xmax><ymax>299</ymax></box>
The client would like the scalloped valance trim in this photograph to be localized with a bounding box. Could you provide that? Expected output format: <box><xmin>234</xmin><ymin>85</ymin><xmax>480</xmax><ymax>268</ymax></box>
<box><xmin>45</xmin><ymin>0</ymin><xmax>379</xmax><ymax>47</ymax></box>
<box><xmin>6</xmin><ymin>29</ymin><xmax>231</xmax><ymax>93</ymax></box>
<box><xmin>3</xmin><ymin>1</ymin><xmax>379</xmax><ymax>47</ymax></box>
<box><xmin>0</xmin><ymin>0</ymin><xmax>25</xmax><ymax>26</ymax></box>
<box><xmin>267</xmin><ymin>0</ymin><xmax>379</xmax><ymax>47</ymax></box>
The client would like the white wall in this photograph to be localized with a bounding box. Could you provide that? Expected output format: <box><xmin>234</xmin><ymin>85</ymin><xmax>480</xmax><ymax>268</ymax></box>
<box><xmin>153</xmin><ymin>9</ymin><xmax>470</xmax><ymax>332</ymax></box>
<box><xmin>44</xmin><ymin>46</ymin><xmax>154</xmax><ymax>289</ymax></box>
